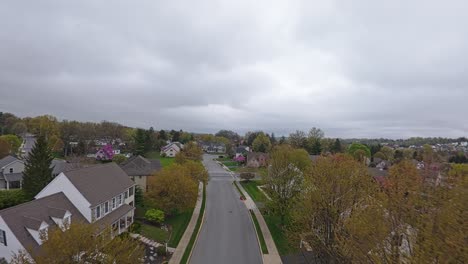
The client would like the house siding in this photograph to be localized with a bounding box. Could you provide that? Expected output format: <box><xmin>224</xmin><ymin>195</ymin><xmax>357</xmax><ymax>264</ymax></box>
<box><xmin>131</xmin><ymin>176</ymin><xmax>147</xmax><ymax>192</ymax></box>
<box><xmin>35</xmin><ymin>173</ymin><xmax>92</xmax><ymax>222</ymax></box>
<box><xmin>0</xmin><ymin>215</ymin><xmax>27</xmax><ymax>262</ymax></box>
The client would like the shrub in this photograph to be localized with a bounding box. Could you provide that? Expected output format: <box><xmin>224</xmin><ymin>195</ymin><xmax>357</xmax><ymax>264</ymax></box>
<box><xmin>156</xmin><ymin>245</ymin><xmax>167</xmax><ymax>256</ymax></box>
<box><xmin>129</xmin><ymin>222</ymin><xmax>141</xmax><ymax>233</ymax></box>
<box><xmin>145</xmin><ymin>209</ymin><xmax>165</xmax><ymax>224</ymax></box>
<box><xmin>0</xmin><ymin>189</ymin><xmax>29</xmax><ymax>210</ymax></box>
<box><xmin>112</xmin><ymin>154</ymin><xmax>128</xmax><ymax>164</ymax></box>
<box><xmin>240</xmin><ymin>172</ymin><xmax>255</xmax><ymax>181</ymax></box>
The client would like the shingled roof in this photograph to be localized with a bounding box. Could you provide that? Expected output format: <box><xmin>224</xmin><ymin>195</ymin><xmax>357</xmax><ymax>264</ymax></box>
<box><xmin>0</xmin><ymin>156</ymin><xmax>20</xmax><ymax>169</ymax></box>
<box><xmin>63</xmin><ymin>163</ymin><xmax>135</xmax><ymax>207</ymax></box>
<box><xmin>0</xmin><ymin>192</ymin><xmax>87</xmax><ymax>255</ymax></box>
<box><xmin>120</xmin><ymin>155</ymin><xmax>162</xmax><ymax>176</ymax></box>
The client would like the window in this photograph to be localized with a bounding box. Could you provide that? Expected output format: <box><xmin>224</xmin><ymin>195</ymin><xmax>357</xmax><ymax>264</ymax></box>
<box><xmin>124</xmin><ymin>190</ymin><xmax>128</xmax><ymax>199</ymax></box>
<box><xmin>96</xmin><ymin>205</ymin><xmax>101</xmax><ymax>219</ymax></box>
<box><xmin>0</xmin><ymin>229</ymin><xmax>6</xmax><ymax>246</ymax></box>
<box><xmin>104</xmin><ymin>202</ymin><xmax>109</xmax><ymax>214</ymax></box>
<box><xmin>117</xmin><ymin>195</ymin><xmax>122</xmax><ymax>206</ymax></box>
<box><xmin>112</xmin><ymin>197</ymin><xmax>116</xmax><ymax>209</ymax></box>
<box><xmin>129</xmin><ymin>186</ymin><xmax>134</xmax><ymax>197</ymax></box>
<box><xmin>63</xmin><ymin>216</ymin><xmax>71</xmax><ymax>229</ymax></box>
<box><xmin>9</xmin><ymin>168</ymin><xmax>13</xmax><ymax>173</ymax></box>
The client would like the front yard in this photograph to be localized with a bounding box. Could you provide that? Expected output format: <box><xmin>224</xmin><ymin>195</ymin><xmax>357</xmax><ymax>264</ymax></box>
<box><xmin>145</xmin><ymin>151</ymin><xmax>175</xmax><ymax>168</ymax></box>
<box><xmin>240</xmin><ymin>180</ymin><xmax>297</xmax><ymax>256</ymax></box>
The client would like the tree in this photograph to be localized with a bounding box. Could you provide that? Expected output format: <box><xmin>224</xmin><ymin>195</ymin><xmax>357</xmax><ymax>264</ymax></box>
<box><xmin>145</xmin><ymin>209</ymin><xmax>165</xmax><ymax>224</ymax></box>
<box><xmin>380</xmin><ymin>146</ymin><xmax>395</xmax><ymax>161</ymax></box>
<box><xmin>411</xmin><ymin>164</ymin><xmax>468</xmax><ymax>263</ymax></box>
<box><xmin>347</xmin><ymin>143</ymin><xmax>371</xmax><ymax>160</ymax></box>
<box><xmin>22</xmin><ymin>135</ymin><xmax>54</xmax><ymax>200</ymax></box>
<box><xmin>0</xmin><ymin>134</ymin><xmax>21</xmax><ymax>154</ymax></box>
<box><xmin>279</xmin><ymin>136</ymin><xmax>287</xmax><ymax>144</ymax></box>
<box><xmin>252</xmin><ymin>132</ymin><xmax>271</xmax><ymax>152</ymax></box>
<box><xmin>11</xmin><ymin>122</ymin><xmax>27</xmax><ymax>135</ymax></box>
<box><xmin>332</xmin><ymin>138</ymin><xmax>342</xmax><ymax>153</ymax></box>
<box><xmin>47</xmin><ymin>134</ymin><xmax>64</xmax><ymax>153</ymax></box>
<box><xmin>290</xmin><ymin>154</ymin><xmax>385</xmax><ymax>263</ymax></box>
<box><xmin>0</xmin><ymin>138</ymin><xmax>12</xmax><ymax>158</ymax></box>
<box><xmin>11</xmin><ymin>222</ymin><xmax>144</xmax><ymax>264</ymax></box>
<box><xmin>245</xmin><ymin>131</ymin><xmax>262</xmax><ymax>146</ymax></box>
<box><xmin>158</xmin><ymin>129</ymin><xmax>167</xmax><ymax>141</ymax></box>
<box><xmin>133</xmin><ymin>128</ymin><xmax>147</xmax><ymax>156</ymax></box>
<box><xmin>146</xmin><ymin>164</ymin><xmax>198</xmax><ymax>215</ymax></box>
<box><xmin>264</xmin><ymin>145</ymin><xmax>310</xmax><ymax>225</ymax></box>
<box><xmin>288</xmin><ymin>130</ymin><xmax>307</xmax><ymax>149</ymax></box>
<box><xmin>308</xmin><ymin>139</ymin><xmax>322</xmax><ymax>155</ymax></box>
<box><xmin>112</xmin><ymin>154</ymin><xmax>128</xmax><ymax>164</ymax></box>
<box><xmin>180</xmin><ymin>160</ymin><xmax>209</xmax><ymax>184</ymax></box>
<box><xmin>307</xmin><ymin>127</ymin><xmax>324</xmax><ymax>139</ymax></box>
<box><xmin>270</xmin><ymin>132</ymin><xmax>277</xmax><ymax>145</ymax></box>
<box><xmin>172</xmin><ymin>130</ymin><xmax>181</xmax><ymax>142</ymax></box>
<box><xmin>215</xmin><ymin>130</ymin><xmax>240</xmax><ymax>142</ymax></box>
<box><xmin>175</xmin><ymin>142</ymin><xmax>203</xmax><ymax>163</ymax></box>
<box><xmin>377</xmin><ymin>160</ymin><xmax>424</xmax><ymax>263</ymax></box>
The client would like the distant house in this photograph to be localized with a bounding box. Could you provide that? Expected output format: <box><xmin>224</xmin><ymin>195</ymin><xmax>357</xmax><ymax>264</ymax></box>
<box><xmin>246</xmin><ymin>152</ymin><xmax>269</xmax><ymax>168</ymax></box>
<box><xmin>0</xmin><ymin>163</ymin><xmax>136</xmax><ymax>262</ymax></box>
<box><xmin>376</xmin><ymin>160</ymin><xmax>391</xmax><ymax>170</ymax></box>
<box><xmin>200</xmin><ymin>142</ymin><xmax>226</xmax><ymax>153</ymax></box>
<box><xmin>160</xmin><ymin>142</ymin><xmax>184</xmax><ymax>158</ymax></box>
<box><xmin>120</xmin><ymin>155</ymin><xmax>162</xmax><ymax>192</ymax></box>
<box><xmin>235</xmin><ymin>145</ymin><xmax>250</xmax><ymax>158</ymax></box>
<box><xmin>0</xmin><ymin>156</ymin><xmax>25</xmax><ymax>190</ymax></box>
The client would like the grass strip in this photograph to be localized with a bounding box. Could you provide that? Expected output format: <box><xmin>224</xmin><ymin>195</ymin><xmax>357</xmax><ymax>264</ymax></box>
<box><xmin>180</xmin><ymin>184</ymin><xmax>206</xmax><ymax>264</ymax></box>
<box><xmin>233</xmin><ymin>181</ymin><xmax>243</xmax><ymax>195</ymax></box>
<box><xmin>250</xmin><ymin>210</ymin><xmax>269</xmax><ymax>254</ymax></box>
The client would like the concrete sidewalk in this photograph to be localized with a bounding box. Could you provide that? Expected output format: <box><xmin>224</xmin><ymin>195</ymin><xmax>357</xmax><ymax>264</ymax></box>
<box><xmin>237</xmin><ymin>181</ymin><xmax>282</xmax><ymax>264</ymax></box>
<box><xmin>169</xmin><ymin>182</ymin><xmax>204</xmax><ymax>264</ymax></box>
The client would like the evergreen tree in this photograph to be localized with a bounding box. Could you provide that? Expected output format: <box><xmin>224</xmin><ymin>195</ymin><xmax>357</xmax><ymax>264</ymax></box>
<box><xmin>332</xmin><ymin>138</ymin><xmax>342</xmax><ymax>153</ymax></box>
<box><xmin>309</xmin><ymin>139</ymin><xmax>322</xmax><ymax>155</ymax></box>
<box><xmin>159</xmin><ymin>129</ymin><xmax>167</xmax><ymax>140</ymax></box>
<box><xmin>279</xmin><ymin>136</ymin><xmax>286</xmax><ymax>144</ymax></box>
<box><xmin>172</xmin><ymin>130</ymin><xmax>181</xmax><ymax>142</ymax></box>
<box><xmin>22</xmin><ymin>135</ymin><xmax>54</xmax><ymax>200</ymax></box>
<box><xmin>133</xmin><ymin>128</ymin><xmax>147</xmax><ymax>156</ymax></box>
<box><xmin>270</xmin><ymin>133</ymin><xmax>277</xmax><ymax>145</ymax></box>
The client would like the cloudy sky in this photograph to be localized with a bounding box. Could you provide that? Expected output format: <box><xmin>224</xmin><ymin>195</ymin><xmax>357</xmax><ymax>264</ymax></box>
<box><xmin>0</xmin><ymin>1</ymin><xmax>466</xmax><ymax>138</ymax></box>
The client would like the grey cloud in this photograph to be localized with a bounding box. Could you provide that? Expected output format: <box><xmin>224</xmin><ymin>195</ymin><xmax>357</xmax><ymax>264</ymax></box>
<box><xmin>0</xmin><ymin>0</ymin><xmax>467</xmax><ymax>138</ymax></box>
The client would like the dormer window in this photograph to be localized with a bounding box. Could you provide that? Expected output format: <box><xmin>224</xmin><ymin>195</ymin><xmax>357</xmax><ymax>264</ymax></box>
<box><xmin>9</xmin><ymin>168</ymin><xmax>13</xmax><ymax>173</ymax></box>
<box><xmin>96</xmin><ymin>205</ymin><xmax>101</xmax><ymax>219</ymax></box>
<box><xmin>63</xmin><ymin>215</ymin><xmax>71</xmax><ymax>229</ymax></box>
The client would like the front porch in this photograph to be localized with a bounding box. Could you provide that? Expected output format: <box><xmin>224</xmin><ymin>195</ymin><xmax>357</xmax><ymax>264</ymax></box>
<box><xmin>111</xmin><ymin>209</ymin><xmax>134</xmax><ymax>237</ymax></box>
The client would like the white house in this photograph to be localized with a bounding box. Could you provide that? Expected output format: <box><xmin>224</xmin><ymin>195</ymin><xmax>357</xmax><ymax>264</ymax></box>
<box><xmin>0</xmin><ymin>163</ymin><xmax>136</xmax><ymax>262</ymax></box>
<box><xmin>160</xmin><ymin>142</ymin><xmax>184</xmax><ymax>157</ymax></box>
<box><xmin>0</xmin><ymin>156</ymin><xmax>25</xmax><ymax>190</ymax></box>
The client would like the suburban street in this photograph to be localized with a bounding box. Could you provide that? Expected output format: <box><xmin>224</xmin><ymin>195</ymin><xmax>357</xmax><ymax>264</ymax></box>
<box><xmin>189</xmin><ymin>154</ymin><xmax>262</xmax><ymax>264</ymax></box>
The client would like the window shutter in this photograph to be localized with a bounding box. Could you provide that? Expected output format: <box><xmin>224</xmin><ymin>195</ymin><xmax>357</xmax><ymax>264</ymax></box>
<box><xmin>2</xmin><ymin>230</ymin><xmax>6</xmax><ymax>246</ymax></box>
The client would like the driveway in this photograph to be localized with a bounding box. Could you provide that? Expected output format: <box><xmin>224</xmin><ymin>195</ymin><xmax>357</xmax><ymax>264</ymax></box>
<box><xmin>189</xmin><ymin>155</ymin><xmax>262</xmax><ymax>264</ymax></box>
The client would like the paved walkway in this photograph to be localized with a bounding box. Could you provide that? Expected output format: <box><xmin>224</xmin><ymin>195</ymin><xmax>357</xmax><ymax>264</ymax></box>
<box><xmin>169</xmin><ymin>182</ymin><xmax>204</xmax><ymax>264</ymax></box>
<box><xmin>237</xmin><ymin>181</ymin><xmax>283</xmax><ymax>264</ymax></box>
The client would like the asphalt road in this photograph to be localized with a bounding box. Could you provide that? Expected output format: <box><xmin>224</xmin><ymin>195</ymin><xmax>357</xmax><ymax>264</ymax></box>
<box><xmin>189</xmin><ymin>155</ymin><xmax>262</xmax><ymax>264</ymax></box>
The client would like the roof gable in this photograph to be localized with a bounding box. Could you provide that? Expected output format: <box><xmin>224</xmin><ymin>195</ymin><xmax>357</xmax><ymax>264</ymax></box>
<box><xmin>63</xmin><ymin>163</ymin><xmax>135</xmax><ymax>206</ymax></box>
<box><xmin>0</xmin><ymin>156</ymin><xmax>21</xmax><ymax>169</ymax></box>
<box><xmin>120</xmin><ymin>155</ymin><xmax>162</xmax><ymax>176</ymax></box>
<box><xmin>0</xmin><ymin>192</ymin><xmax>87</xmax><ymax>255</ymax></box>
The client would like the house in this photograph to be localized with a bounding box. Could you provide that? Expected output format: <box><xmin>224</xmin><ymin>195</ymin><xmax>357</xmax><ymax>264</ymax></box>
<box><xmin>120</xmin><ymin>155</ymin><xmax>162</xmax><ymax>192</ymax></box>
<box><xmin>160</xmin><ymin>142</ymin><xmax>184</xmax><ymax>157</ymax></box>
<box><xmin>235</xmin><ymin>145</ymin><xmax>250</xmax><ymax>158</ymax></box>
<box><xmin>0</xmin><ymin>163</ymin><xmax>136</xmax><ymax>261</ymax></box>
<box><xmin>246</xmin><ymin>152</ymin><xmax>269</xmax><ymax>168</ymax></box>
<box><xmin>199</xmin><ymin>142</ymin><xmax>226</xmax><ymax>153</ymax></box>
<box><xmin>0</xmin><ymin>156</ymin><xmax>25</xmax><ymax>190</ymax></box>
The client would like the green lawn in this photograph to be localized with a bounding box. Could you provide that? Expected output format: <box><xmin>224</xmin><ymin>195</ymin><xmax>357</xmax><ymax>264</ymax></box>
<box><xmin>250</xmin><ymin>210</ymin><xmax>268</xmax><ymax>254</ymax></box>
<box><xmin>140</xmin><ymin>222</ymin><xmax>170</xmax><ymax>242</ymax></box>
<box><xmin>166</xmin><ymin>210</ymin><xmax>194</xmax><ymax>248</ymax></box>
<box><xmin>181</xmin><ymin>184</ymin><xmax>206</xmax><ymax>264</ymax></box>
<box><xmin>145</xmin><ymin>151</ymin><xmax>175</xmax><ymax>168</ymax></box>
<box><xmin>240</xmin><ymin>181</ymin><xmax>267</xmax><ymax>203</ymax></box>
<box><xmin>221</xmin><ymin>161</ymin><xmax>238</xmax><ymax>167</ymax></box>
<box><xmin>240</xmin><ymin>181</ymin><xmax>297</xmax><ymax>256</ymax></box>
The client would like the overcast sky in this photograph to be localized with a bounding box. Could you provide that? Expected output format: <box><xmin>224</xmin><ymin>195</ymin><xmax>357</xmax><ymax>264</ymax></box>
<box><xmin>0</xmin><ymin>1</ymin><xmax>466</xmax><ymax>138</ymax></box>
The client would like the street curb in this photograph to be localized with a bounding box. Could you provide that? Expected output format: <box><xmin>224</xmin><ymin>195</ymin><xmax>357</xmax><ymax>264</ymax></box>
<box><xmin>169</xmin><ymin>182</ymin><xmax>204</xmax><ymax>264</ymax></box>
<box><xmin>247</xmin><ymin>208</ymin><xmax>266</xmax><ymax>263</ymax></box>
<box><xmin>185</xmin><ymin>188</ymin><xmax>206</xmax><ymax>264</ymax></box>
